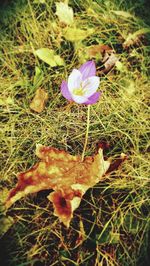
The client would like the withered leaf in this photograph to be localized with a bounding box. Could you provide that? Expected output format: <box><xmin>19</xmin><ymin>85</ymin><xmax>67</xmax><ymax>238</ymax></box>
<box><xmin>88</xmin><ymin>44</ymin><xmax>113</xmax><ymax>58</ymax></box>
<box><xmin>99</xmin><ymin>51</ymin><xmax>119</xmax><ymax>74</ymax></box>
<box><xmin>90</xmin><ymin>46</ymin><xmax>119</xmax><ymax>74</ymax></box>
<box><xmin>6</xmin><ymin>145</ymin><xmax>125</xmax><ymax>227</ymax></box>
<box><xmin>103</xmin><ymin>52</ymin><xmax>118</xmax><ymax>71</ymax></box>
<box><xmin>30</xmin><ymin>88</ymin><xmax>48</xmax><ymax>113</ymax></box>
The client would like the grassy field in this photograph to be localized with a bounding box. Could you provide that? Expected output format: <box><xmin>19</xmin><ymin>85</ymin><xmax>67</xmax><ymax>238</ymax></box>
<box><xmin>0</xmin><ymin>0</ymin><xmax>150</xmax><ymax>265</ymax></box>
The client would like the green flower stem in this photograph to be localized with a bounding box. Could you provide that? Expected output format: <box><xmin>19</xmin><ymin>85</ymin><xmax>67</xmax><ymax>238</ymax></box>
<box><xmin>81</xmin><ymin>105</ymin><xmax>91</xmax><ymax>161</ymax></box>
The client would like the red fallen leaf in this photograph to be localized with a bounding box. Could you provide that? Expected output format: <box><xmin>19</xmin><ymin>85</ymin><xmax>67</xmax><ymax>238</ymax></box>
<box><xmin>30</xmin><ymin>88</ymin><xmax>48</xmax><ymax>113</ymax></box>
<box><xmin>6</xmin><ymin>144</ymin><xmax>125</xmax><ymax>227</ymax></box>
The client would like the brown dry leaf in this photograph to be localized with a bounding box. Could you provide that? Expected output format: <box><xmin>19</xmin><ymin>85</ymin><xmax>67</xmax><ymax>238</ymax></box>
<box><xmin>88</xmin><ymin>44</ymin><xmax>113</xmax><ymax>58</ymax></box>
<box><xmin>30</xmin><ymin>88</ymin><xmax>48</xmax><ymax>113</ymax></box>
<box><xmin>101</xmin><ymin>51</ymin><xmax>119</xmax><ymax>74</ymax></box>
<box><xmin>89</xmin><ymin>45</ymin><xmax>119</xmax><ymax>74</ymax></box>
<box><xmin>103</xmin><ymin>52</ymin><xmax>118</xmax><ymax>70</ymax></box>
<box><xmin>6</xmin><ymin>144</ymin><xmax>126</xmax><ymax>227</ymax></box>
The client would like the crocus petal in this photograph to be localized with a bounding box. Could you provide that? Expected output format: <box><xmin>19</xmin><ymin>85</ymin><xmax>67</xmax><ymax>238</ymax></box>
<box><xmin>82</xmin><ymin>76</ymin><xmax>100</xmax><ymax>98</ymax></box>
<box><xmin>61</xmin><ymin>80</ymin><xmax>73</xmax><ymax>101</ymax></box>
<box><xmin>79</xmin><ymin>61</ymin><xmax>96</xmax><ymax>81</ymax></box>
<box><xmin>84</xmin><ymin>91</ymin><xmax>102</xmax><ymax>105</ymax></box>
<box><xmin>71</xmin><ymin>95</ymin><xmax>88</xmax><ymax>104</ymax></box>
<box><xmin>68</xmin><ymin>69</ymin><xmax>82</xmax><ymax>92</ymax></box>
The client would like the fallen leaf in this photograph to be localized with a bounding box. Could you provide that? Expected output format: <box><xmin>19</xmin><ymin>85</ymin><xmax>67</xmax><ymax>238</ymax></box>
<box><xmin>64</xmin><ymin>27</ymin><xmax>94</xmax><ymax>42</ymax></box>
<box><xmin>56</xmin><ymin>2</ymin><xmax>74</xmax><ymax>25</ymax></box>
<box><xmin>35</xmin><ymin>48</ymin><xmax>64</xmax><ymax>67</ymax></box>
<box><xmin>88</xmin><ymin>44</ymin><xmax>113</xmax><ymax>57</ymax></box>
<box><xmin>101</xmin><ymin>51</ymin><xmax>119</xmax><ymax>73</ymax></box>
<box><xmin>30</xmin><ymin>88</ymin><xmax>48</xmax><ymax>113</ymax></box>
<box><xmin>123</xmin><ymin>28</ymin><xmax>150</xmax><ymax>48</ymax></box>
<box><xmin>6</xmin><ymin>144</ymin><xmax>126</xmax><ymax>227</ymax></box>
<box><xmin>103</xmin><ymin>52</ymin><xmax>118</xmax><ymax>65</ymax></box>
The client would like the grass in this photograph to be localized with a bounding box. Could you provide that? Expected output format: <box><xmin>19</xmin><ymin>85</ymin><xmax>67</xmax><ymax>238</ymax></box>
<box><xmin>0</xmin><ymin>0</ymin><xmax>150</xmax><ymax>265</ymax></box>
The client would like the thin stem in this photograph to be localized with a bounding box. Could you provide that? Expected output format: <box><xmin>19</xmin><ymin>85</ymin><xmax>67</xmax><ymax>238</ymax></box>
<box><xmin>81</xmin><ymin>105</ymin><xmax>91</xmax><ymax>161</ymax></box>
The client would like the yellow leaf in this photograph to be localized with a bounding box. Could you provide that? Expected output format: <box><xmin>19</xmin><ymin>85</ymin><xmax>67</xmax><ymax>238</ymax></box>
<box><xmin>54</xmin><ymin>55</ymin><xmax>65</xmax><ymax>66</ymax></box>
<box><xmin>64</xmin><ymin>27</ymin><xmax>94</xmax><ymax>42</ymax></box>
<box><xmin>30</xmin><ymin>88</ymin><xmax>48</xmax><ymax>113</ymax></box>
<box><xmin>56</xmin><ymin>2</ymin><xmax>74</xmax><ymax>25</ymax></box>
<box><xmin>35</xmin><ymin>48</ymin><xmax>64</xmax><ymax>66</ymax></box>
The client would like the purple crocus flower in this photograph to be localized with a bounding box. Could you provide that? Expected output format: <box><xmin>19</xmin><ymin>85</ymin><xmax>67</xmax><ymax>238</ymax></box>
<box><xmin>61</xmin><ymin>61</ymin><xmax>101</xmax><ymax>104</ymax></box>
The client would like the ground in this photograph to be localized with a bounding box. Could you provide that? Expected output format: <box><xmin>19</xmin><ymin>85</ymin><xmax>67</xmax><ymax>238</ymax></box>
<box><xmin>0</xmin><ymin>0</ymin><xmax>150</xmax><ymax>265</ymax></box>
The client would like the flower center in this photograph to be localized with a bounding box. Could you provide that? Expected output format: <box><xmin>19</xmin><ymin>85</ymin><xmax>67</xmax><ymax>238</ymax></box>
<box><xmin>73</xmin><ymin>87</ymin><xmax>84</xmax><ymax>96</ymax></box>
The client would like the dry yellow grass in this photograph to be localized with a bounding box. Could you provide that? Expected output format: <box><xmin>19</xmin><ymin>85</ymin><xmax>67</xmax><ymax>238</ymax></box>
<box><xmin>0</xmin><ymin>0</ymin><xmax>149</xmax><ymax>265</ymax></box>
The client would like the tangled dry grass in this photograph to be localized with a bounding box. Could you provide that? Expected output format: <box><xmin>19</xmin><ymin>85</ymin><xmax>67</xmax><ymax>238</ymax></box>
<box><xmin>0</xmin><ymin>1</ymin><xmax>150</xmax><ymax>265</ymax></box>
